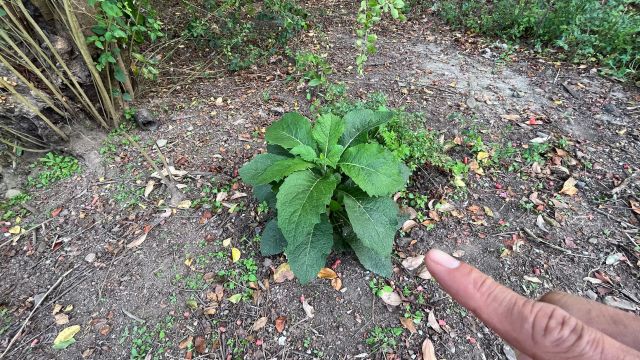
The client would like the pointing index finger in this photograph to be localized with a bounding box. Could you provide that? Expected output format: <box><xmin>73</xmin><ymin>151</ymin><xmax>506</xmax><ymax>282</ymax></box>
<box><xmin>424</xmin><ymin>249</ymin><xmax>640</xmax><ymax>359</ymax></box>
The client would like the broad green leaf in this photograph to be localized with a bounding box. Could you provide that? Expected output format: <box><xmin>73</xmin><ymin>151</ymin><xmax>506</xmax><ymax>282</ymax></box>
<box><xmin>286</xmin><ymin>215</ymin><xmax>333</xmax><ymax>283</ymax></box>
<box><xmin>0</xmin><ymin>8</ymin><xmax>7</xmax><ymax>17</ymax></box>
<box><xmin>265</xmin><ymin>113</ymin><xmax>316</xmax><ymax>150</ymax></box>
<box><xmin>339</xmin><ymin>109</ymin><xmax>392</xmax><ymax>149</ymax></box>
<box><xmin>343</xmin><ymin>189</ymin><xmax>398</xmax><ymax>257</ymax></box>
<box><xmin>101</xmin><ymin>1</ymin><xmax>122</xmax><ymax>17</ymax></box>
<box><xmin>239</xmin><ymin>154</ymin><xmax>312</xmax><ymax>186</ymax></box>
<box><xmin>276</xmin><ymin>171</ymin><xmax>338</xmax><ymax>245</ymax></box>
<box><xmin>261</xmin><ymin>218</ymin><xmax>287</xmax><ymax>256</ymax></box>
<box><xmin>291</xmin><ymin>145</ymin><xmax>317</xmax><ymax>162</ymax></box>
<box><xmin>266</xmin><ymin>144</ymin><xmax>292</xmax><ymax>157</ymax></box>
<box><xmin>254</xmin><ymin>184</ymin><xmax>276</xmax><ymax>209</ymax></box>
<box><xmin>114</xmin><ymin>66</ymin><xmax>127</xmax><ymax>83</ymax></box>
<box><xmin>344</xmin><ymin>228</ymin><xmax>392</xmax><ymax>277</ymax></box>
<box><xmin>338</xmin><ymin>143</ymin><xmax>407</xmax><ymax>196</ymax></box>
<box><xmin>325</xmin><ymin>144</ymin><xmax>344</xmax><ymax>167</ymax></box>
<box><xmin>312</xmin><ymin>113</ymin><xmax>344</xmax><ymax>157</ymax></box>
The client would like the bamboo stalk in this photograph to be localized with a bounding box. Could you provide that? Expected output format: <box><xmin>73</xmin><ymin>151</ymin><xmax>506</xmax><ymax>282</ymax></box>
<box><xmin>59</xmin><ymin>0</ymin><xmax>120</xmax><ymax>127</ymax></box>
<box><xmin>14</xmin><ymin>1</ymin><xmax>114</xmax><ymax>128</ymax></box>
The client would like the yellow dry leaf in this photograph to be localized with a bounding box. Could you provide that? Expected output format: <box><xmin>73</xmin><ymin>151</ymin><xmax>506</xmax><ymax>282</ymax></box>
<box><xmin>559</xmin><ymin>177</ymin><xmax>578</xmax><ymax>196</ymax></box>
<box><xmin>222</xmin><ymin>238</ymin><xmax>232</xmax><ymax>247</ymax></box>
<box><xmin>317</xmin><ymin>268</ymin><xmax>337</xmax><ymax>279</ymax></box>
<box><xmin>273</xmin><ymin>263</ymin><xmax>295</xmax><ymax>283</ymax></box>
<box><xmin>400</xmin><ymin>317</ymin><xmax>417</xmax><ymax>334</ymax></box>
<box><xmin>476</xmin><ymin>151</ymin><xmax>490</xmax><ymax>162</ymax></box>
<box><xmin>177</xmin><ymin>200</ymin><xmax>192</xmax><ymax>209</ymax></box>
<box><xmin>63</xmin><ymin>304</ymin><xmax>73</xmax><ymax>313</ymax></box>
<box><xmin>500</xmin><ymin>114</ymin><xmax>520</xmax><ymax>121</ymax></box>
<box><xmin>468</xmin><ymin>161</ymin><xmax>484</xmax><ymax>175</ymax></box>
<box><xmin>8</xmin><ymin>226</ymin><xmax>21</xmax><ymax>234</ymax></box>
<box><xmin>483</xmin><ymin>206</ymin><xmax>494</xmax><ymax>217</ymax></box>
<box><xmin>553</xmin><ymin>99</ymin><xmax>563</xmax><ymax>105</ymax></box>
<box><xmin>52</xmin><ymin>304</ymin><xmax>63</xmax><ymax>315</ymax></box>
<box><xmin>231</xmin><ymin>248</ymin><xmax>241</xmax><ymax>262</ymax></box>
<box><xmin>184</xmin><ymin>257</ymin><xmax>193</xmax><ymax>267</ymax></box>
<box><xmin>53</xmin><ymin>325</ymin><xmax>81</xmax><ymax>346</ymax></box>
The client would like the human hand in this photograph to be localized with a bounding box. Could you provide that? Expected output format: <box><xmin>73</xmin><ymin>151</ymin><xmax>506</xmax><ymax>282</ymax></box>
<box><xmin>424</xmin><ymin>249</ymin><xmax>640</xmax><ymax>359</ymax></box>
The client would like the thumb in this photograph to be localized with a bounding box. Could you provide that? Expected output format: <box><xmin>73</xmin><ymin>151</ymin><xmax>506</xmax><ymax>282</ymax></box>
<box><xmin>424</xmin><ymin>249</ymin><xmax>640</xmax><ymax>360</ymax></box>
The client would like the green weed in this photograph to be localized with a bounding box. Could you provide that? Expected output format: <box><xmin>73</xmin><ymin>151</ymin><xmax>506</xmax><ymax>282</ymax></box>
<box><xmin>366</xmin><ymin>326</ymin><xmax>404</xmax><ymax>353</ymax></box>
<box><xmin>27</xmin><ymin>152</ymin><xmax>80</xmax><ymax>188</ymax></box>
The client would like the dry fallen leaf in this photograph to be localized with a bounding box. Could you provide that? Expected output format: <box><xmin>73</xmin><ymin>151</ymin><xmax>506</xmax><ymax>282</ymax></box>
<box><xmin>417</xmin><ymin>267</ymin><xmax>432</xmax><ymax>280</ymax></box>
<box><xmin>630</xmin><ymin>200</ymin><xmax>640</xmax><ymax>215</ymax></box>
<box><xmin>222</xmin><ymin>238</ymin><xmax>231</xmax><ymax>247</ymax></box>
<box><xmin>400</xmin><ymin>317</ymin><xmax>417</xmax><ymax>334</ymax></box>
<box><xmin>402</xmin><ymin>255</ymin><xmax>425</xmax><ymax>271</ymax></box>
<box><xmin>126</xmin><ymin>233</ymin><xmax>147</xmax><ymax>248</ymax></box>
<box><xmin>476</xmin><ymin>151</ymin><xmax>490</xmax><ymax>162</ymax></box>
<box><xmin>469</xmin><ymin>160</ymin><xmax>484</xmax><ymax>175</ymax></box>
<box><xmin>559</xmin><ymin>177</ymin><xmax>578</xmax><ymax>196</ymax></box>
<box><xmin>144</xmin><ymin>180</ymin><xmax>156</xmax><ymax>198</ymax></box>
<box><xmin>251</xmin><ymin>317</ymin><xmax>268</xmax><ymax>332</ymax></box>
<box><xmin>53</xmin><ymin>325</ymin><xmax>81</xmax><ymax>349</ymax></box>
<box><xmin>421</xmin><ymin>338</ymin><xmax>437</xmax><ymax>360</ymax></box>
<box><xmin>331</xmin><ymin>277</ymin><xmax>342</xmax><ymax>291</ymax></box>
<box><xmin>380</xmin><ymin>291</ymin><xmax>402</xmax><ymax>306</ymax></box>
<box><xmin>179</xmin><ymin>336</ymin><xmax>193</xmax><ymax>349</ymax></box>
<box><xmin>500</xmin><ymin>114</ymin><xmax>520</xmax><ymax>121</ymax></box>
<box><xmin>273</xmin><ymin>263</ymin><xmax>295</xmax><ymax>283</ymax></box>
<box><xmin>54</xmin><ymin>313</ymin><xmax>69</xmax><ymax>325</ymax></box>
<box><xmin>53</xmin><ymin>304</ymin><xmax>63</xmax><ymax>315</ymax></box>
<box><xmin>177</xmin><ymin>200</ymin><xmax>192</xmax><ymax>209</ymax></box>
<box><xmin>523</xmin><ymin>275</ymin><xmax>542</xmax><ymax>284</ymax></box>
<box><xmin>317</xmin><ymin>268</ymin><xmax>337</xmax><ymax>279</ymax></box>
<box><xmin>402</xmin><ymin>219</ymin><xmax>418</xmax><ymax>232</ymax></box>
<box><xmin>301</xmin><ymin>296</ymin><xmax>315</xmax><ymax>318</ymax></box>
<box><xmin>231</xmin><ymin>248</ymin><xmax>241</xmax><ymax>262</ymax></box>
<box><xmin>194</xmin><ymin>336</ymin><xmax>206</xmax><ymax>353</ymax></box>
<box><xmin>427</xmin><ymin>312</ymin><xmax>442</xmax><ymax>333</ymax></box>
<box><xmin>452</xmin><ymin>250</ymin><xmax>465</xmax><ymax>258</ymax></box>
<box><xmin>483</xmin><ymin>206</ymin><xmax>494</xmax><ymax>217</ymax></box>
<box><xmin>275</xmin><ymin>316</ymin><xmax>286</xmax><ymax>332</ymax></box>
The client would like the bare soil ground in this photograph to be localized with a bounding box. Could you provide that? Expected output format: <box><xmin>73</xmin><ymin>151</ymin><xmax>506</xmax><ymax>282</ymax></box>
<box><xmin>1</xmin><ymin>2</ymin><xmax>639</xmax><ymax>359</ymax></box>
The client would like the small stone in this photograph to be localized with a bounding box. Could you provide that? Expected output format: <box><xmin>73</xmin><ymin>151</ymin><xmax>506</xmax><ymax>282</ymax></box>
<box><xmin>85</xmin><ymin>253</ymin><xmax>96</xmax><ymax>263</ymax></box>
<box><xmin>576</xmin><ymin>181</ymin><xmax>586</xmax><ymax>190</ymax></box>
<box><xmin>277</xmin><ymin>336</ymin><xmax>286</xmax><ymax>346</ymax></box>
<box><xmin>156</xmin><ymin>139</ymin><xmax>168</xmax><ymax>148</ymax></box>
<box><xmin>5</xmin><ymin>189</ymin><xmax>22</xmax><ymax>199</ymax></box>
<box><xmin>270</xmin><ymin>107</ymin><xmax>285</xmax><ymax>115</ymax></box>
<box><xmin>466</xmin><ymin>97</ymin><xmax>477</xmax><ymax>109</ymax></box>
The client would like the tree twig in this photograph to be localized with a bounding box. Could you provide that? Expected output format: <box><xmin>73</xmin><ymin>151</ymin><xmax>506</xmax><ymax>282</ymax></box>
<box><xmin>522</xmin><ymin>228</ymin><xmax>597</xmax><ymax>259</ymax></box>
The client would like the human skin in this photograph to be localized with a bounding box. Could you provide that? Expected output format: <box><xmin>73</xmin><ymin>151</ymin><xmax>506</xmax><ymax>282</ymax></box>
<box><xmin>424</xmin><ymin>249</ymin><xmax>640</xmax><ymax>360</ymax></box>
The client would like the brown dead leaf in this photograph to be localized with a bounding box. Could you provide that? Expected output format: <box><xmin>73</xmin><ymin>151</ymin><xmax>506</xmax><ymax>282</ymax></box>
<box><xmin>401</xmin><ymin>255</ymin><xmax>425</xmax><ymax>271</ymax></box>
<box><xmin>179</xmin><ymin>336</ymin><xmax>193</xmax><ymax>349</ymax></box>
<box><xmin>317</xmin><ymin>268</ymin><xmax>337</xmax><ymax>279</ymax></box>
<box><xmin>427</xmin><ymin>312</ymin><xmax>442</xmax><ymax>333</ymax></box>
<box><xmin>331</xmin><ymin>277</ymin><xmax>342</xmax><ymax>291</ymax></box>
<box><xmin>275</xmin><ymin>316</ymin><xmax>286</xmax><ymax>333</ymax></box>
<box><xmin>630</xmin><ymin>200</ymin><xmax>640</xmax><ymax>215</ymax></box>
<box><xmin>52</xmin><ymin>304</ymin><xmax>63</xmax><ymax>315</ymax></box>
<box><xmin>98</xmin><ymin>324</ymin><xmax>111</xmax><ymax>336</ymax></box>
<box><xmin>417</xmin><ymin>267</ymin><xmax>432</xmax><ymax>280</ymax></box>
<box><xmin>500</xmin><ymin>114</ymin><xmax>520</xmax><ymax>121</ymax></box>
<box><xmin>54</xmin><ymin>313</ymin><xmax>69</xmax><ymax>325</ymax></box>
<box><xmin>400</xmin><ymin>317</ymin><xmax>417</xmax><ymax>334</ymax></box>
<box><xmin>251</xmin><ymin>317</ymin><xmax>268</xmax><ymax>332</ymax></box>
<box><xmin>469</xmin><ymin>160</ymin><xmax>484</xmax><ymax>175</ymax></box>
<box><xmin>421</xmin><ymin>338</ymin><xmax>437</xmax><ymax>360</ymax></box>
<box><xmin>559</xmin><ymin>177</ymin><xmax>578</xmax><ymax>196</ymax></box>
<box><xmin>51</xmin><ymin>207</ymin><xmax>63</xmax><ymax>218</ymax></box>
<box><xmin>126</xmin><ymin>233</ymin><xmax>147</xmax><ymax>248</ymax></box>
<box><xmin>467</xmin><ymin>205</ymin><xmax>481</xmax><ymax>214</ymax></box>
<box><xmin>402</xmin><ymin>219</ymin><xmax>418</xmax><ymax>232</ymax></box>
<box><xmin>428</xmin><ymin>210</ymin><xmax>440</xmax><ymax>222</ymax></box>
<box><xmin>273</xmin><ymin>263</ymin><xmax>295</xmax><ymax>283</ymax></box>
<box><xmin>203</xmin><ymin>306</ymin><xmax>217</xmax><ymax>315</ymax></box>
<box><xmin>144</xmin><ymin>180</ymin><xmax>156</xmax><ymax>198</ymax></box>
<box><xmin>301</xmin><ymin>296</ymin><xmax>315</xmax><ymax>318</ymax></box>
<box><xmin>194</xmin><ymin>336</ymin><xmax>206</xmax><ymax>353</ymax></box>
<box><xmin>214</xmin><ymin>284</ymin><xmax>224</xmax><ymax>301</ymax></box>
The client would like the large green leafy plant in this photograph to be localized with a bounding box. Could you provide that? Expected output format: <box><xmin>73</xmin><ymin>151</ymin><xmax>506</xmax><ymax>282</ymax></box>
<box><xmin>240</xmin><ymin>110</ymin><xmax>410</xmax><ymax>283</ymax></box>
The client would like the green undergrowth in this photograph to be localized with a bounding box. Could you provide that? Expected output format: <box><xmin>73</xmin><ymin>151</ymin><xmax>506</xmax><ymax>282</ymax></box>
<box><xmin>431</xmin><ymin>0</ymin><xmax>640</xmax><ymax>80</ymax></box>
<box><xmin>27</xmin><ymin>152</ymin><xmax>80</xmax><ymax>188</ymax></box>
<box><xmin>182</xmin><ymin>0</ymin><xmax>307</xmax><ymax>71</ymax></box>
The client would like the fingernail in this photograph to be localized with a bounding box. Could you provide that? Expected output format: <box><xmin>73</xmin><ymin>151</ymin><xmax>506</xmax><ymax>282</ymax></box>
<box><xmin>429</xmin><ymin>249</ymin><xmax>460</xmax><ymax>269</ymax></box>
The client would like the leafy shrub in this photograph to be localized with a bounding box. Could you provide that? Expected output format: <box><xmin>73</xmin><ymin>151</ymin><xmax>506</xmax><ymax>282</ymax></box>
<box><xmin>183</xmin><ymin>0</ymin><xmax>307</xmax><ymax>70</ymax></box>
<box><xmin>27</xmin><ymin>152</ymin><xmax>80</xmax><ymax>188</ymax></box>
<box><xmin>240</xmin><ymin>110</ymin><xmax>410</xmax><ymax>282</ymax></box>
<box><xmin>87</xmin><ymin>0</ymin><xmax>163</xmax><ymax>91</ymax></box>
<box><xmin>432</xmin><ymin>0</ymin><xmax>640</xmax><ymax>79</ymax></box>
